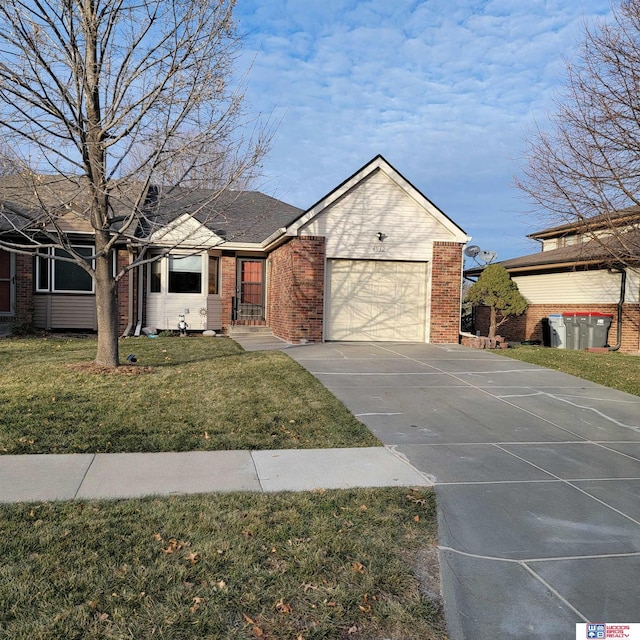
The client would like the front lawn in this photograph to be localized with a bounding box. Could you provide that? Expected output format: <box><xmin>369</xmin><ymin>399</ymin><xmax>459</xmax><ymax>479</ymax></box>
<box><xmin>0</xmin><ymin>487</ymin><xmax>446</xmax><ymax>640</ymax></box>
<box><xmin>0</xmin><ymin>336</ymin><xmax>379</xmax><ymax>454</ymax></box>
<box><xmin>499</xmin><ymin>345</ymin><xmax>640</xmax><ymax>397</ymax></box>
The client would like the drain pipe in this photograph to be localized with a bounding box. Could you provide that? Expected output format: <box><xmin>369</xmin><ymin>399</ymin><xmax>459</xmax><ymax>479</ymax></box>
<box><xmin>137</xmin><ymin>257</ymin><xmax>144</xmax><ymax>332</ymax></box>
<box><xmin>609</xmin><ymin>268</ymin><xmax>626</xmax><ymax>351</ymax></box>
<box><xmin>120</xmin><ymin>247</ymin><xmax>135</xmax><ymax>338</ymax></box>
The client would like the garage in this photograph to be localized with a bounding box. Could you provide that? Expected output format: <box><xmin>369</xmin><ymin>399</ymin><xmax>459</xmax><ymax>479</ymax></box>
<box><xmin>326</xmin><ymin>259</ymin><xmax>428</xmax><ymax>341</ymax></box>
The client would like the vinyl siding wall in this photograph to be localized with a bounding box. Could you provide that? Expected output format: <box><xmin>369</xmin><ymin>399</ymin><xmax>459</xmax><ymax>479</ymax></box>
<box><xmin>33</xmin><ymin>294</ymin><xmax>97</xmax><ymax>330</ymax></box>
<box><xmin>299</xmin><ymin>170</ymin><xmax>459</xmax><ymax>260</ymax></box>
<box><xmin>146</xmin><ymin>294</ymin><xmax>208</xmax><ymax>331</ymax></box>
<box><xmin>512</xmin><ymin>269</ymin><xmax>640</xmax><ymax>305</ymax></box>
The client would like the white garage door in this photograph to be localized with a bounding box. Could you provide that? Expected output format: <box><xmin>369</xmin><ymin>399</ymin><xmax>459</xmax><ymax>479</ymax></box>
<box><xmin>326</xmin><ymin>260</ymin><xmax>428</xmax><ymax>341</ymax></box>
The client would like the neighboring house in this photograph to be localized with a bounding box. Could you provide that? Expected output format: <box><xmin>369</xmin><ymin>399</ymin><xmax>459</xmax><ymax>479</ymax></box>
<box><xmin>465</xmin><ymin>210</ymin><xmax>640</xmax><ymax>352</ymax></box>
<box><xmin>0</xmin><ymin>155</ymin><xmax>470</xmax><ymax>344</ymax></box>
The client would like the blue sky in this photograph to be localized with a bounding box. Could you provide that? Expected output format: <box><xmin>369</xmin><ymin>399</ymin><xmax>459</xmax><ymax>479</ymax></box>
<box><xmin>235</xmin><ymin>0</ymin><xmax>613</xmax><ymax>261</ymax></box>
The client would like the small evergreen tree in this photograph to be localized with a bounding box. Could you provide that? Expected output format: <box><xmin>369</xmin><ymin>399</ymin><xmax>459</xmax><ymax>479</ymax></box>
<box><xmin>466</xmin><ymin>264</ymin><xmax>528</xmax><ymax>339</ymax></box>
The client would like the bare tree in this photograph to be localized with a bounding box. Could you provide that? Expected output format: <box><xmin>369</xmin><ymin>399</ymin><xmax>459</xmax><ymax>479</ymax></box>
<box><xmin>0</xmin><ymin>0</ymin><xmax>269</xmax><ymax>366</ymax></box>
<box><xmin>516</xmin><ymin>0</ymin><xmax>640</xmax><ymax>264</ymax></box>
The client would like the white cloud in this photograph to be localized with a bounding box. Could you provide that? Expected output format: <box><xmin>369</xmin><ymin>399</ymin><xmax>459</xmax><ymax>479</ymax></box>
<box><xmin>235</xmin><ymin>0</ymin><xmax>612</xmax><ymax>260</ymax></box>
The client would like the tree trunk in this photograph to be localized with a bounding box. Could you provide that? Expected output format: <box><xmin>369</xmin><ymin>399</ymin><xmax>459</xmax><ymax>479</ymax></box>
<box><xmin>94</xmin><ymin>232</ymin><xmax>119</xmax><ymax>367</ymax></box>
<box><xmin>489</xmin><ymin>306</ymin><xmax>497</xmax><ymax>339</ymax></box>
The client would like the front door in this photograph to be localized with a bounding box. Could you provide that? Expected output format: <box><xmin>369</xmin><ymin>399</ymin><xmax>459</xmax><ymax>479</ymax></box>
<box><xmin>0</xmin><ymin>250</ymin><xmax>14</xmax><ymax>314</ymax></box>
<box><xmin>236</xmin><ymin>258</ymin><xmax>265</xmax><ymax>321</ymax></box>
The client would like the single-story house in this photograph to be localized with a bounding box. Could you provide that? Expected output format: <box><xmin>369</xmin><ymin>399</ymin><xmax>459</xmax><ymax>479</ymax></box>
<box><xmin>465</xmin><ymin>209</ymin><xmax>640</xmax><ymax>352</ymax></box>
<box><xmin>1</xmin><ymin>155</ymin><xmax>470</xmax><ymax>343</ymax></box>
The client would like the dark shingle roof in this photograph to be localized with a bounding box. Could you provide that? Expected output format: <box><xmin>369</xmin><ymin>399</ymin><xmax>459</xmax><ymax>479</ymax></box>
<box><xmin>0</xmin><ymin>175</ymin><xmax>303</xmax><ymax>243</ymax></box>
<box><xmin>529</xmin><ymin>207</ymin><xmax>640</xmax><ymax>239</ymax></box>
<box><xmin>0</xmin><ymin>174</ymin><xmax>148</xmax><ymax>235</ymax></box>
<box><xmin>145</xmin><ymin>187</ymin><xmax>303</xmax><ymax>243</ymax></box>
<box><xmin>466</xmin><ymin>228</ymin><xmax>640</xmax><ymax>277</ymax></box>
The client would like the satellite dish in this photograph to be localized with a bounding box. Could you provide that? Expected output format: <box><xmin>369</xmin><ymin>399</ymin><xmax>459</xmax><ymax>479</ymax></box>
<box><xmin>478</xmin><ymin>250</ymin><xmax>497</xmax><ymax>264</ymax></box>
<box><xmin>464</xmin><ymin>245</ymin><xmax>481</xmax><ymax>258</ymax></box>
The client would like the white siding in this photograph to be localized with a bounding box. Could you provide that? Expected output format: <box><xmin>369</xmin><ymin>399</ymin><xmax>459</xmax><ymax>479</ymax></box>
<box><xmin>300</xmin><ymin>170</ymin><xmax>457</xmax><ymax>261</ymax></box>
<box><xmin>149</xmin><ymin>214</ymin><xmax>220</xmax><ymax>247</ymax></box>
<box><xmin>626</xmin><ymin>268</ymin><xmax>640</xmax><ymax>304</ymax></box>
<box><xmin>513</xmin><ymin>270</ymin><xmax>629</xmax><ymax>304</ymax></box>
<box><xmin>146</xmin><ymin>294</ymin><xmax>208</xmax><ymax>330</ymax></box>
<box><xmin>145</xmin><ymin>251</ymin><xmax>209</xmax><ymax>330</ymax></box>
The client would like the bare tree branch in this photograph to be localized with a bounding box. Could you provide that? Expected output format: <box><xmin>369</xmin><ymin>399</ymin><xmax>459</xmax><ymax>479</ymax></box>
<box><xmin>0</xmin><ymin>0</ymin><xmax>270</xmax><ymax>366</ymax></box>
<box><xmin>516</xmin><ymin>0</ymin><xmax>640</xmax><ymax>266</ymax></box>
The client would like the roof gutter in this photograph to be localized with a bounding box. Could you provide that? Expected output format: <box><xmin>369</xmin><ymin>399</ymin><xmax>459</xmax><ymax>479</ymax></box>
<box><xmin>261</xmin><ymin>227</ymin><xmax>290</xmax><ymax>251</ymax></box>
<box><xmin>609</xmin><ymin>268</ymin><xmax>626</xmax><ymax>352</ymax></box>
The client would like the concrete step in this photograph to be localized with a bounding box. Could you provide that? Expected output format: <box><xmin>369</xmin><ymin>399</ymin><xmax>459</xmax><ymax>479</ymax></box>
<box><xmin>227</xmin><ymin>325</ymin><xmax>273</xmax><ymax>337</ymax></box>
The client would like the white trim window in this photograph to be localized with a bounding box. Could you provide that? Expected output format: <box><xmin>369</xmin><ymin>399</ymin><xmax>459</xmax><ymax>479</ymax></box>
<box><xmin>148</xmin><ymin>252</ymin><xmax>204</xmax><ymax>295</ymax></box>
<box><xmin>36</xmin><ymin>246</ymin><xmax>95</xmax><ymax>294</ymax></box>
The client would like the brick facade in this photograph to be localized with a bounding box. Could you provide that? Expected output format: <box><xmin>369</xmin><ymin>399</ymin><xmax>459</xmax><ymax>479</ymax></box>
<box><xmin>474</xmin><ymin>303</ymin><xmax>640</xmax><ymax>353</ymax></box>
<box><xmin>15</xmin><ymin>254</ymin><xmax>33</xmax><ymax>321</ymax></box>
<box><xmin>220</xmin><ymin>254</ymin><xmax>237</xmax><ymax>330</ymax></box>
<box><xmin>430</xmin><ymin>241</ymin><xmax>464</xmax><ymax>343</ymax></box>
<box><xmin>267</xmin><ymin>236</ymin><xmax>325</xmax><ymax>343</ymax></box>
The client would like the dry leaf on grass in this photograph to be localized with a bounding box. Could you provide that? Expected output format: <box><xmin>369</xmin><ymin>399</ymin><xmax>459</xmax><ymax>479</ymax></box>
<box><xmin>275</xmin><ymin>597</ymin><xmax>293</xmax><ymax>614</ymax></box>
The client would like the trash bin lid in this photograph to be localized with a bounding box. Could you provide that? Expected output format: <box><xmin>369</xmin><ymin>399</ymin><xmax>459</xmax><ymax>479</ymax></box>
<box><xmin>561</xmin><ymin>311</ymin><xmax>613</xmax><ymax>317</ymax></box>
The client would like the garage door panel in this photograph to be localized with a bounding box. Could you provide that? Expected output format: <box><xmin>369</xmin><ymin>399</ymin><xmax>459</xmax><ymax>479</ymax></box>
<box><xmin>327</xmin><ymin>260</ymin><xmax>428</xmax><ymax>342</ymax></box>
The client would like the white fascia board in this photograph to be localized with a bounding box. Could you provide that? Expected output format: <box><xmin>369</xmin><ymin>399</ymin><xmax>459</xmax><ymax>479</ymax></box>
<box><xmin>285</xmin><ymin>158</ymin><xmax>388</xmax><ymax>235</ymax></box>
<box><xmin>217</xmin><ymin>240</ymin><xmax>267</xmax><ymax>252</ymax></box>
<box><xmin>381</xmin><ymin>166</ymin><xmax>469</xmax><ymax>242</ymax></box>
<box><xmin>261</xmin><ymin>227</ymin><xmax>288</xmax><ymax>251</ymax></box>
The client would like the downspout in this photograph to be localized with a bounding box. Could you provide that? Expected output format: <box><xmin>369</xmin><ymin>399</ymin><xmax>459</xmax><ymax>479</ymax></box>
<box><xmin>136</xmin><ymin>257</ymin><xmax>144</xmax><ymax>335</ymax></box>
<box><xmin>120</xmin><ymin>246</ymin><xmax>135</xmax><ymax>337</ymax></box>
<box><xmin>609</xmin><ymin>268</ymin><xmax>626</xmax><ymax>351</ymax></box>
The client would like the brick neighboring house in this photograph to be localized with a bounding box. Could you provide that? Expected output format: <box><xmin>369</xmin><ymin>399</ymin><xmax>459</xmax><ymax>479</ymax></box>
<box><xmin>465</xmin><ymin>210</ymin><xmax>640</xmax><ymax>353</ymax></box>
<box><xmin>1</xmin><ymin>155</ymin><xmax>470</xmax><ymax>344</ymax></box>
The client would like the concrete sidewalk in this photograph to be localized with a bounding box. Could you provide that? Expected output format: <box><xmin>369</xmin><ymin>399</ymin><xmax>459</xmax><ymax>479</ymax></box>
<box><xmin>0</xmin><ymin>446</ymin><xmax>431</xmax><ymax>503</ymax></box>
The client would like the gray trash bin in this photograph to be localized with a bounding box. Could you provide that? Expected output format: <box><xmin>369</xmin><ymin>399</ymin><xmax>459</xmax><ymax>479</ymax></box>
<box><xmin>548</xmin><ymin>314</ymin><xmax>566</xmax><ymax>349</ymax></box>
<box><xmin>562</xmin><ymin>312</ymin><xmax>613</xmax><ymax>349</ymax></box>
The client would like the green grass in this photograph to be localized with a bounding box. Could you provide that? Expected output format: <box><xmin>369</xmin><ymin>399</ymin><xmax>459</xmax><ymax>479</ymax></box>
<box><xmin>0</xmin><ymin>487</ymin><xmax>447</xmax><ymax>640</ymax></box>
<box><xmin>0</xmin><ymin>336</ymin><xmax>379</xmax><ymax>454</ymax></box>
<box><xmin>498</xmin><ymin>346</ymin><xmax>640</xmax><ymax>397</ymax></box>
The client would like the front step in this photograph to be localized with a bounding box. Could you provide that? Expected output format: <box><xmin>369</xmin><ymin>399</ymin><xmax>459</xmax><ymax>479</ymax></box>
<box><xmin>227</xmin><ymin>325</ymin><xmax>273</xmax><ymax>337</ymax></box>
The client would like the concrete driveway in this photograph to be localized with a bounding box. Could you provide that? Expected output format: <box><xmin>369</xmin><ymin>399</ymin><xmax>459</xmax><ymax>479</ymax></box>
<box><xmin>287</xmin><ymin>342</ymin><xmax>640</xmax><ymax>640</ymax></box>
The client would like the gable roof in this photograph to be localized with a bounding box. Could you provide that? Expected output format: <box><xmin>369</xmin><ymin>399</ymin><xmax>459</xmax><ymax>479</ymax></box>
<box><xmin>144</xmin><ymin>188</ymin><xmax>303</xmax><ymax>244</ymax></box>
<box><xmin>281</xmin><ymin>154</ymin><xmax>468</xmax><ymax>242</ymax></box>
<box><xmin>529</xmin><ymin>206</ymin><xmax>640</xmax><ymax>240</ymax></box>
<box><xmin>0</xmin><ymin>174</ymin><xmax>303</xmax><ymax>245</ymax></box>
<box><xmin>465</xmin><ymin>228</ymin><xmax>640</xmax><ymax>277</ymax></box>
<box><xmin>0</xmin><ymin>173</ymin><xmax>145</xmax><ymax>236</ymax></box>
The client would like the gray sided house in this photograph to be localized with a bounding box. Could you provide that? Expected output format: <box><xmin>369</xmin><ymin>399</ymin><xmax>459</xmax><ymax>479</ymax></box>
<box><xmin>1</xmin><ymin>156</ymin><xmax>469</xmax><ymax>344</ymax></box>
<box><xmin>466</xmin><ymin>209</ymin><xmax>640</xmax><ymax>352</ymax></box>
